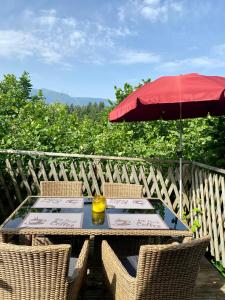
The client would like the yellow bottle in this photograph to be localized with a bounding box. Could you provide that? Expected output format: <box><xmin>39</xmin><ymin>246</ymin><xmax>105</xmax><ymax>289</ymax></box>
<box><xmin>92</xmin><ymin>195</ymin><xmax>106</xmax><ymax>213</ymax></box>
<box><xmin>92</xmin><ymin>211</ymin><xmax>105</xmax><ymax>225</ymax></box>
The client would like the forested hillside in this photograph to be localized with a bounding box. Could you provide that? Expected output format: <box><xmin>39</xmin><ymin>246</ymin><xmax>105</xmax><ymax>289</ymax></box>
<box><xmin>0</xmin><ymin>72</ymin><xmax>225</xmax><ymax>167</ymax></box>
<box><xmin>31</xmin><ymin>88</ymin><xmax>108</xmax><ymax>106</ymax></box>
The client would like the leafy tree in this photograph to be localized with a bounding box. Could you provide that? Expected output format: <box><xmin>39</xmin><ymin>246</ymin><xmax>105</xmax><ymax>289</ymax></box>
<box><xmin>0</xmin><ymin>72</ymin><xmax>33</xmax><ymax>140</ymax></box>
<box><xmin>68</xmin><ymin>102</ymin><xmax>105</xmax><ymax>120</ymax></box>
<box><xmin>0</xmin><ymin>72</ymin><xmax>225</xmax><ymax>168</ymax></box>
<box><xmin>109</xmin><ymin>78</ymin><xmax>151</xmax><ymax>107</ymax></box>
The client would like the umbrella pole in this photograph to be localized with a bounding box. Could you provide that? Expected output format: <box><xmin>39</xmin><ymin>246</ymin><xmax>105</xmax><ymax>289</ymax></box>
<box><xmin>179</xmin><ymin>155</ymin><xmax>183</xmax><ymax>219</ymax></box>
<box><xmin>179</xmin><ymin>103</ymin><xmax>183</xmax><ymax>219</ymax></box>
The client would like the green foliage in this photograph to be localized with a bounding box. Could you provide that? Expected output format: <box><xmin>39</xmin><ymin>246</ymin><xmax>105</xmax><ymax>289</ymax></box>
<box><xmin>211</xmin><ymin>260</ymin><xmax>225</xmax><ymax>278</ymax></box>
<box><xmin>0</xmin><ymin>72</ymin><xmax>225</xmax><ymax>168</ymax></box>
<box><xmin>0</xmin><ymin>72</ymin><xmax>32</xmax><ymax>138</ymax></box>
<box><xmin>68</xmin><ymin>102</ymin><xmax>105</xmax><ymax>120</ymax></box>
<box><xmin>182</xmin><ymin>207</ymin><xmax>201</xmax><ymax>233</ymax></box>
<box><xmin>109</xmin><ymin>78</ymin><xmax>151</xmax><ymax>107</ymax></box>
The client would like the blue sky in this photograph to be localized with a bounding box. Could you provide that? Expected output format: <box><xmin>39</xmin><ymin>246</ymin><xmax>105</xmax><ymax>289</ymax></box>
<box><xmin>0</xmin><ymin>0</ymin><xmax>225</xmax><ymax>100</ymax></box>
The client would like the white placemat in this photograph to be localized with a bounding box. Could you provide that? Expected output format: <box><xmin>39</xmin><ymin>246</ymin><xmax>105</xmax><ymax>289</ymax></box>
<box><xmin>106</xmin><ymin>198</ymin><xmax>153</xmax><ymax>209</ymax></box>
<box><xmin>107</xmin><ymin>213</ymin><xmax>169</xmax><ymax>229</ymax></box>
<box><xmin>32</xmin><ymin>197</ymin><xmax>84</xmax><ymax>208</ymax></box>
<box><xmin>19</xmin><ymin>213</ymin><xmax>83</xmax><ymax>229</ymax></box>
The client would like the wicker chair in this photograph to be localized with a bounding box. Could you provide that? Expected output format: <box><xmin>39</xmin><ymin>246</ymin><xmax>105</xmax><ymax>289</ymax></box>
<box><xmin>35</xmin><ymin>180</ymin><xmax>84</xmax><ymax>252</ymax></box>
<box><xmin>40</xmin><ymin>181</ymin><xmax>83</xmax><ymax>197</ymax></box>
<box><xmin>0</xmin><ymin>232</ymin><xmax>5</xmax><ymax>243</ymax></box>
<box><xmin>103</xmin><ymin>183</ymin><xmax>143</xmax><ymax>198</ymax></box>
<box><xmin>102</xmin><ymin>236</ymin><xmax>210</xmax><ymax>300</ymax></box>
<box><xmin>32</xmin><ymin>235</ymin><xmax>89</xmax><ymax>257</ymax></box>
<box><xmin>0</xmin><ymin>240</ymin><xmax>89</xmax><ymax>300</ymax></box>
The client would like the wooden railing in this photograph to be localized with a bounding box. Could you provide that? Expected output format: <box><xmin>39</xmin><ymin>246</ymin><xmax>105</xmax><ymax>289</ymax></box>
<box><xmin>190</xmin><ymin>161</ymin><xmax>225</xmax><ymax>267</ymax></box>
<box><xmin>0</xmin><ymin>149</ymin><xmax>224</xmax><ymax>267</ymax></box>
<box><xmin>0</xmin><ymin>149</ymin><xmax>190</xmax><ymax>218</ymax></box>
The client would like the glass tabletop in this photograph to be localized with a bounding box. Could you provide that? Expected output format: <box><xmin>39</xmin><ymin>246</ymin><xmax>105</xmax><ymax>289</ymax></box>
<box><xmin>2</xmin><ymin>196</ymin><xmax>189</xmax><ymax>232</ymax></box>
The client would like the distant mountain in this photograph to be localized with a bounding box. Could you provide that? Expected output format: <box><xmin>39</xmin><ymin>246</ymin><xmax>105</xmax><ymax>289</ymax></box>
<box><xmin>31</xmin><ymin>88</ymin><xmax>109</xmax><ymax>106</ymax></box>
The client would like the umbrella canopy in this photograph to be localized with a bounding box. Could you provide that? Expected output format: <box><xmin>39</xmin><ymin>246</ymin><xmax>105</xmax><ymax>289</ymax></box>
<box><xmin>109</xmin><ymin>73</ymin><xmax>225</xmax><ymax>122</ymax></box>
<box><xmin>109</xmin><ymin>72</ymin><xmax>225</xmax><ymax>217</ymax></box>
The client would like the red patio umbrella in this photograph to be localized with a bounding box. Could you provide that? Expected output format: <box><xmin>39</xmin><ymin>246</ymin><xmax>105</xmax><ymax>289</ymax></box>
<box><xmin>109</xmin><ymin>73</ymin><xmax>225</xmax><ymax>217</ymax></box>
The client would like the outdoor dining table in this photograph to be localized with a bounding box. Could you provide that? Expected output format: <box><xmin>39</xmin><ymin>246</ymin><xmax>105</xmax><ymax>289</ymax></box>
<box><xmin>0</xmin><ymin>196</ymin><xmax>192</xmax><ymax>240</ymax></box>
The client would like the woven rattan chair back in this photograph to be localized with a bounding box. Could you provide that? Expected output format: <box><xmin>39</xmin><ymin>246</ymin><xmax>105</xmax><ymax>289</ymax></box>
<box><xmin>0</xmin><ymin>243</ymin><xmax>71</xmax><ymax>300</ymax></box>
<box><xmin>103</xmin><ymin>183</ymin><xmax>143</xmax><ymax>198</ymax></box>
<box><xmin>135</xmin><ymin>236</ymin><xmax>210</xmax><ymax>300</ymax></box>
<box><xmin>40</xmin><ymin>181</ymin><xmax>83</xmax><ymax>197</ymax></box>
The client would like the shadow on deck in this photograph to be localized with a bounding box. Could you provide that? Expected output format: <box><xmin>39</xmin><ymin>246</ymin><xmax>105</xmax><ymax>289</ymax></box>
<box><xmin>82</xmin><ymin>257</ymin><xmax>225</xmax><ymax>300</ymax></box>
<box><xmin>195</xmin><ymin>258</ymin><xmax>225</xmax><ymax>300</ymax></box>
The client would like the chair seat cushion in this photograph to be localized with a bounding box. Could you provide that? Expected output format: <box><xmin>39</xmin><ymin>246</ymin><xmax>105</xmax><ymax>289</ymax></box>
<box><xmin>68</xmin><ymin>257</ymin><xmax>78</xmax><ymax>280</ymax></box>
<box><xmin>120</xmin><ymin>255</ymin><xmax>138</xmax><ymax>277</ymax></box>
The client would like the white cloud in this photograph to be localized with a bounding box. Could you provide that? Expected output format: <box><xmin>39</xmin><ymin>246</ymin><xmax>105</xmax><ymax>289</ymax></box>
<box><xmin>144</xmin><ymin>0</ymin><xmax>160</xmax><ymax>5</ymax></box>
<box><xmin>148</xmin><ymin>40</ymin><xmax>225</xmax><ymax>73</ymax></box>
<box><xmin>62</xmin><ymin>18</ymin><xmax>77</xmax><ymax>28</ymax></box>
<box><xmin>157</xmin><ymin>55</ymin><xmax>225</xmax><ymax>73</ymax></box>
<box><xmin>113</xmin><ymin>49</ymin><xmax>160</xmax><ymax>64</ymax></box>
<box><xmin>1</xmin><ymin>8</ymin><xmax>225</xmax><ymax>73</ymax></box>
<box><xmin>0</xmin><ymin>30</ymin><xmax>35</xmax><ymax>58</ymax></box>
<box><xmin>118</xmin><ymin>6</ymin><xmax>126</xmax><ymax>22</ymax></box>
<box><xmin>0</xmin><ymin>9</ymin><xmax>135</xmax><ymax>65</ymax></box>
<box><xmin>118</xmin><ymin>0</ymin><xmax>184</xmax><ymax>23</ymax></box>
<box><xmin>38</xmin><ymin>9</ymin><xmax>58</xmax><ymax>27</ymax></box>
<box><xmin>0</xmin><ymin>10</ymin><xmax>86</xmax><ymax>64</ymax></box>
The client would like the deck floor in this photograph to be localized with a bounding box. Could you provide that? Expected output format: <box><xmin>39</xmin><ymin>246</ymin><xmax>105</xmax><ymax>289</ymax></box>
<box><xmin>81</xmin><ymin>257</ymin><xmax>225</xmax><ymax>299</ymax></box>
<box><xmin>194</xmin><ymin>258</ymin><xmax>225</xmax><ymax>300</ymax></box>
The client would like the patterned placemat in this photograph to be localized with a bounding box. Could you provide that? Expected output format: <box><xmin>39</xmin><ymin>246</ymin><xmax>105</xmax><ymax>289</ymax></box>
<box><xmin>32</xmin><ymin>197</ymin><xmax>84</xmax><ymax>208</ymax></box>
<box><xmin>107</xmin><ymin>213</ymin><xmax>169</xmax><ymax>229</ymax></box>
<box><xmin>106</xmin><ymin>198</ymin><xmax>153</xmax><ymax>209</ymax></box>
<box><xmin>19</xmin><ymin>212</ymin><xmax>83</xmax><ymax>228</ymax></box>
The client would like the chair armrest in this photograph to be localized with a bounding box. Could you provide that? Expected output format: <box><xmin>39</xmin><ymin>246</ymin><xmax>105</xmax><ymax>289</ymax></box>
<box><xmin>75</xmin><ymin>239</ymin><xmax>89</xmax><ymax>273</ymax></box>
<box><xmin>102</xmin><ymin>240</ymin><xmax>136</xmax><ymax>297</ymax></box>
<box><xmin>32</xmin><ymin>235</ymin><xmax>53</xmax><ymax>246</ymax></box>
<box><xmin>68</xmin><ymin>239</ymin><xmax>89</xmax><ymax>282</ymax></box>
<box><xmin>67</xmin><ymin>239</ymin><xmax>89</xmax><ymax>300</ymax></box>
<box><xmin>183</xmin><ymin>236</ymin><xmax>194</xmax><ymax>243</ymax></box>
<box><xmin>0</xmin><ymin>232</ymin><xmax>5</xmax><ymax>243</ymax></box>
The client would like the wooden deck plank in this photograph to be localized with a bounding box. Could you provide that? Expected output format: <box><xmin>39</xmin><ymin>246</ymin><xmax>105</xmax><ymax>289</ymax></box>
<box><xmin>194</xmin><ymin>258</ymin><xmax>225</xmax><ymax>300</ymax></box>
